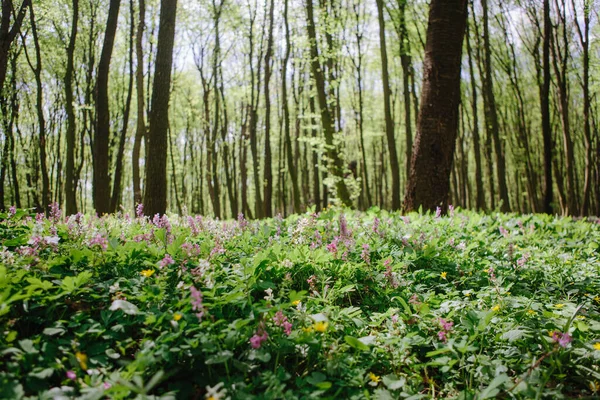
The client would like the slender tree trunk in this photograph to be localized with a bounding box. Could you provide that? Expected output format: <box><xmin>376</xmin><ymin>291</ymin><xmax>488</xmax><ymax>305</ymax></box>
<box><xmin>481</xmin><ymin>0</ymin><xmax>509</xmax><ymax>212</ymax></box>
<box><xmin>0</xmin><ymin>0</ymin><xmax>29</xmax><ymax>98</ymax></box>
<box><xmin>403</xmin><ymin>0</ymin><xmax>468</xmax><ymax>213</ymax></box>
<box><xmin>64</xmin><ymin>0</ymin><xmax>79</xmax><ymax>215</ymax></box>
<box><xmin>143</xmin><ymin>0</ymin><xmax>177</xmax><ymax>216</ymax></box>
<box><xmin>94</xmin><ymin>0</ymin><xmax>121</xmax><ymax>214</ymax></box>
<box><xmin>376</xmin><ymin>0</ymin><xmax>400</xmax><ymax>210</ymax></box>
<box><xmin>132</xmin><ymin>0</ymin><xmax>146</xmax><ymax>208</ymax></box>
<box><xmin>27</xmin><ymin>2</ymin><xmax>51</xmax><ymax>212</ymax></box>
<box><xmin>305</xmin><ymin>0</ymin><xmax>352</xmax><ymax>207</ymax></box>
<box><xmin>262</xmin><ymin>0</ymin><xmax>274</xmax><ymax>217</ymax></box>
<box><xmin>465</xmin><ymin>20</ymin><xmax>484</xmax><ymax>210</ymax></box>
<box><xmin>282</xmin><ymin>0</ymin><xmax>301</xmax><ymax>214</ymax></box>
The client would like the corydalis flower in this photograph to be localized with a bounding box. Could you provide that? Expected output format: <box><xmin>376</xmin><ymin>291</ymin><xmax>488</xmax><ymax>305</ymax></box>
<box><xmin>361</xmin><ymin>244</ymin><xmax>370</xmax><ymax>265</ymax></box>
<box><xmin>8</xmin><ymin>205</ymin><xmax>16</xmax><ymax>217</ymax></box>
<box><xmin>135</xmin><ymin>203</ymin><xmax>144</xmax><ymax>218</ymax></box>
<box><xmin>438</xmin><ymin>318</ymin><xmax>453</xmax><ymax>343</ymax></box>
<box><xmin>190</xmin><ymin>286</ymin><xmax>204</xmax><ymax>320</ymax></box>
<box><xmin>159</xmin><ymin>254</ymin><xmax>175</xmax><ymax>268</ymax></box>
<box><xmin>89</xmin><ymin>234</ymin><xmax>108</xmax><ymax>251</ymax></box>
<box><xmin>551</xmin><ymin>331</ymin><xmax>572</xmax><ymax>348</ymax></box>
<box><xmin>273</xmin><ymin>310</ymin><xmax>293</xmax><ymax>336</ymax></box>
<box><xmin>250</xmin><ymin>322</ymin><xmax>269</xmax><ymax>349</ymax></box>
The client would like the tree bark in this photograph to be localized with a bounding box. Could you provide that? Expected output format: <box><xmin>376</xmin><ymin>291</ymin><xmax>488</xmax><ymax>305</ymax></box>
<box><xmin>376</xmin><ymin>0</ymin><xmax>400</xmax><ymax>210</ymax></box>
<box><xmin>262</xmin><ymin>0</ymin><xmax>274</xmax><ymax>217</ymax></box>
<box><xmin>132</xmin><ymin>0</ymin><xmax>146</xmax><ymax>208</ymax></box>
<box><xmin>403</xmin><ymin>0</ymin><xmax>468</xmax><ymax>213</ymax></box>
<box><xmin>94</xmin><ymin>0</ymin><xmax>121</xmax><ymax>214</ymax></box>
<box><xmin>143</xmin><ymin>0</ymin><xmax>177</xmax><ymax>216</ymax></box>
<box><xmin>305</xmin><ymin>0</ymin><xmax>352</xmax><ymax>207</ymax></box>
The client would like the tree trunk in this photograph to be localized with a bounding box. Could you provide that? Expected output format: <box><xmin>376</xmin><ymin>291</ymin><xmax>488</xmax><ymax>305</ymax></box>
<box><xmin>262</xmin><ymin>0</ymin><xmax>274</xmax><ymax>217</ymax></box>
<box><xmin>403</xmin><ymin>0</ymin><xmax>468</xmax><ymax>213</ymax></box>
<box><xmin>143</xmin><ymin>0</ymin><xmax>177</xmax><ymax>216</ymax></box>
<box><xmin>110</xmin><ymin>0</ymin><xmax>134</xmax><ymax>213</ymax></box>
<box><xmin>481</xmin><ymin>0</ymin><xmax>509</xmax><ymax>212</ymax></box>
<box><xmin>132</xmin><ymin>0</ymin><xmax>146</xmax><ymax>208</ymax></box>
<box><xmin>305</xmin><ymin>0</ymin><xmax>352</xmax><ymax>207</ymax></box>
<box><xmin>94</xmin><ymin>0</ymin><xmax>120</xmax><ymax>215</ymax></box>
<box><xmin>376</xmin><ymin>0</ymin><xmax>400</xmax><ymax>210</ymax></box>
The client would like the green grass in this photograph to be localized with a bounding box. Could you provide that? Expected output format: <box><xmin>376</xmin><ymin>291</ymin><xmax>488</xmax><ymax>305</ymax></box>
<box><xmin>1</xmin><ymin>207</ymin><xmax>599</xmax><ymax>399</ymax></box>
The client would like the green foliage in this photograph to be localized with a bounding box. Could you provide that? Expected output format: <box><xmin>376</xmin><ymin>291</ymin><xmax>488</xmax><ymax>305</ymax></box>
<box><xmin>0</xmin><ymin>208</ymin><xmax>599</xmax><ymax>398</ymax></box>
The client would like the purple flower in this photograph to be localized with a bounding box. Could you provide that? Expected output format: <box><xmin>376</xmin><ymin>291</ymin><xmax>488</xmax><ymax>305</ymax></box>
<box><xmin>448</xmin><ymin>205</ymin><xmax>455</xmax><ymax>217</ymax></box>
<box><xmin>435</xmin><ymin>207</ymin><xmax>442</xmax><ymax>218</ymax></box>
<box><xmin>8</xmin><ymin>206</ymin><xmax>16</xmax><ymax>217</ymax></box>
<box><xmin>283</xmin><ymin>321</ymin><xmax>292</xmax><ymax>336</ymax></box>
<box><xmin>50</xmin><ymin>202</ymin><xmax>62</xmax><ymax>222</ymax></box>
<box><xmin>361</xmin><ymin>244</ymin><xmax>371</xmax><ymax>265</ymax></box>
<box><xmin>66</xmin><ymin>370</ymin><xmax>76</xmax><ymax>380</ymax></box>
<box><xmin>250</xmin><ymin>328</ymin><xmax>269</xmax><ymax>349</ymax></box>
<box><xmin>499</xmin><ymin>226</ymin><xmax>509</xmax><ymax>237</ymax></box>
<box><xmin>552</xmin><ymin>331</ymin><xmax>572</xmax><ymax>348</ymax></box>
<box><xmin>438</xmin><ymin>331</ymin><xmax>447</xmax><ymax>342</ymax></box>
<box><xmin>439</xmin><ymin>318</ymin><xmax>454</xmax><ymax>332</ymax></box>
<box><xmin>135</xmin><ymin>203</ymin><xmax>144</xmax><ymax>218</ymax></box>
<box><xmin>89</xmin><ymin>234</ymin><xmax>108</xmax><ymax>251</ymax></box>
<box><xmin>190</xmin><ymin>286</ymin><xmax>204</xmax><ymax>320</ymax></box>
<box><xmin>326</xmin><ymin>241</ymin><xmax>338</xmax><ymax>254</ymax></box>
<box><xmin>159</xmin><ymin>254</ymin><xmax>175</xmax><ymax>268</ymax></box>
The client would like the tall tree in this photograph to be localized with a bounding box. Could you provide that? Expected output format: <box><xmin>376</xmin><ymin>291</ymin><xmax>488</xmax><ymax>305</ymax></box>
<box><xmin>481</xmin><ymin>0</ymin><xmax>509</xmax><ymax>212</ymax></box>
<box><xmin>0</xmin><ymin>0</ymin><xmax>29</xmax><ymax>98</ymax></box>
<box><xmin>262</xmin><ymin>0</ymin><xmax>274</xmax><ymax>217</ymax></box>
<box><xmin>376</xmin><ymin>0</ymin><xmax>400</xmax><ymax>210</ymax></box>
<box><xmin>143</xmin><ymin>0</ymin><xmax>177</xmax><ymax>216</ymax></box>
<box><xmin>64</xmin><ymin>0</ymin><xmax>79</xmax><ymax>215</ymax></box>
<box><xmin>282</xmin><ymin>0</ymin><xmax>301</xmax><ymax>214</ymax></box>
<box><xmin>305</xmin><ymin>0</ymin><xmax>352</xmax><ymax>207</ymax></box>
<box><xmin>132</xmin><ymin>0</ymin><xmax>146</xmax><ymax>208</ymax></box>
<box><xmin>403</xmin><ymin>0</ymin><xmax>468</xmax><ymax>212</ymax></box>
<box><xmin>94</xmin><ymin>0</ymin><xmax>121</xmax><ymax>214</ymax></box>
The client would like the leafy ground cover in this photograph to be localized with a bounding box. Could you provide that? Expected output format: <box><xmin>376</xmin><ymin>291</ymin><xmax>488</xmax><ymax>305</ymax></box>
<box><xmin>1</xmin><ymin>205</ymin><xmax>600</xmax><ymax>399</ymax></box>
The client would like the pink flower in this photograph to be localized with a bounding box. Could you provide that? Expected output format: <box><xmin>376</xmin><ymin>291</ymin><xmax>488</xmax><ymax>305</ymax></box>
<box><xmin>89</xmin><ymin>234</ymin><xmax>108</xmax><ymax>251</ymax></box>
<box><xmin>435</xmin><ymin>207</ymin><xmax>442</xmax><ymax>218</ymax></box>
<box><xmin>135</xmin><ymin>203</ymin><xmax>144</xmax><ymax>218</ymax></box>
<box><xmin>499</xmin><ymin>226</ymin><xmax>509</xmax><ymax>237</ymax></box>
<box><xmin>190</xmin><ymin>286</ymin><xmax>204</xmax><ymax>320</ymax></box>
<box><xmin>250</xmin><ymin>329</ymin><xmax>269</xmax><ymax>349</ymax></box>
<box><xmin>552</xmin><ymin>331</ymin><xmax>572</xmax><ymax>348</ymax></box>
<box><xmin>283</xmin><ymin>321</ymin><xmax>292</xmax><ymax>336</ymax></box>
<box><xmin>361</xmin><ymin>244</ymin><xmax>371</xmax><ymax>265</ymax></box>
<box><xmin>66</xmin><ymin>370</ymin><xmax>76</xmax><ymax>380</ymax></box>
<box><xmin>8</xmin><ymin>206</ymin><xmax>16</xmax><ymax>217</ymax></box>
<box><xmin>103</xmin><ymin>382</ymin><xmax>111</xmax><ymax>389</ymax></box>
<box><xmin>439</xmin><ymin>318</ymin><xmax>454</xmax><ymax>331</ymax></box>
<box><xmin>438</xmin><ymin>331</ymin><xmax>448</xmax><ymax>342</ymax></box>
<box><xmin>326</xmin><ymin>241</ymin><xmax>338</xmax><ymax>254</ymax></box>
<box><xmin>159</xmin><ymin>254</ymin><xmax>175</xmax><ymax>268</ymax></box>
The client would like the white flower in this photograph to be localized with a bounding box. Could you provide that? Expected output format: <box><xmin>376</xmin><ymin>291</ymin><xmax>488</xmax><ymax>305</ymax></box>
<box><xmin>44</xmin><ymin>236</ymin><xmax>60</xmax><ymax>245</ymax></box>
<box><xmin>205</xmin><ymin>382</ymin><xmax>229</xmax><ymax>400</ymax></box>
<box><xmin>295</xmin><ymin>344</ymin><xmax>309</xmax><ymax>358</ymax></box>
<box><xmin>281</xmin><ymin>259</ymin><xmax>293</xmax><ymax>269</ymax></box>
<box><xmin>264</xmin><ymin>288</ymin><xmax>274</xmax><ymax>302</ymax></box>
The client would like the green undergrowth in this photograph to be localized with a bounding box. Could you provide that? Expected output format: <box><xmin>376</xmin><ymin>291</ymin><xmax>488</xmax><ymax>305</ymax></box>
<box><xmin>0</xmin><ymin>206</ymin><xmax>599</xmax><ymax>399</ymax></box>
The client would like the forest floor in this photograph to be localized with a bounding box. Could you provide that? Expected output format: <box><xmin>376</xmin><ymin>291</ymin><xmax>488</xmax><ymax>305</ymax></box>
<box><xmin>1</xmin><ymin>207</ymin><xmax>599</xmax><ymax>399</ymax></box>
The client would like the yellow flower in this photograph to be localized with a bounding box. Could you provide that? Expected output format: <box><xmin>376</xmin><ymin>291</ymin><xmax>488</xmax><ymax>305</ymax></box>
<box><xmin>76</xmin><ymin>351</ymin><xmax>88</xmax><ymax>370</ymax></box>
<box><xmin>141</xmin><ymin>269</ymin><xmax>155</xmax><ymax>278</ymax></box>
<box><xmin>440</xmin><ymin>272</ymin><xmax>447</xmax><ymax>279</ymax></box>
<box><xmin>303</xmin><ymin>326</ymin><xmax>314</xmax><ymax>333</ymax></box>
<box><xmin>593</xmin><ymin>343</ymin><xmax>600</xmax><ymax>351</ymax></box>
<box><xmin>492</xmin><ymin>305</ymin><xmax>500</xmax><ymax>312</ymax></box>
<box><xmin>173</xmin><ymin>313</ymin><xmax>183</xmax><ymax>321</ymax></box>
<box><xmin>313</xmin><ymin>321</ymin><xmax>328</xmax><ymax>333</ymax></box>
<box><xmin>555</xmin><ymin>303</ymin><xmax>564</xmax><ymax>309</ymax></box>
<box><xmin>483</xmin><ymin>269</ymin><xmax>489</xmax><ymax>273</ymax></box>
<box><xmin>464</xmin><ymin>292</ymin><xmax>471</xmax><ymax>297</ymax></box>
<box><xmin>527</xmin><ymin>309</ymin><xmax>536</xmax><ymax>315</ymax></box>
<box><xmin>292</xmin><ymin>300</ymin><xmax>300</xmax><ymax>306</ymax></box>
<box><xmin>368</xmin><ymin>372</ymin><xmax>381</xmax><ymax>383</ymax></box>
<box><xmin>548</xmin><ymin>330</ymin><xmax>555</xmax><ymax>338</ymax></box>
<box><xmin>594</xmin><ymin>296</ymin><xmax>600</xmax><ymax>303</ymax></box>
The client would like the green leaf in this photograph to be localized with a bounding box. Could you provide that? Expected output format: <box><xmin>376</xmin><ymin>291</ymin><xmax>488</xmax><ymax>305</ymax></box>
<box><xmin>109</xmin><ymin>300</ymin><xmax>139</xmax><ymax>315</ymax></box>
<box><xmin>345</xmin><ymin>335</ymin><xmax>370</xmax><ymax>351</ymax></box>
<box><xmin>478</xmin><ymin>374</ymin><xmax>510</xmax><ymax>399</ymax></box>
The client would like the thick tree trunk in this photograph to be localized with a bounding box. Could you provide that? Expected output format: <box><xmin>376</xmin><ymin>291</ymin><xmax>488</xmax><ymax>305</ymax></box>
<box><xmin>110</xmin><ymin>0</ymin><xmax>134</xmax><ymax>213</ymax></box>
<box><xmin>403</xmin><ymin>0</ymin><xmax>468</xmax><ymax>213</ymax></box>
<box><xmin>143</xmin><ymin>0</ymin><xmax>177</xmax><ymax>216</ymax></box>
<box><xmin>94</xmin><ymin>0</ymin><xmax>120</xmax><ymax>215</ymax></box>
